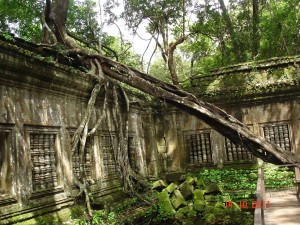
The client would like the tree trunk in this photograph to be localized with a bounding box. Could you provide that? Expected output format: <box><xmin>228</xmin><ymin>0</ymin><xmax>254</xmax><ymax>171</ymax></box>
<box><xmin>252</xmin><ymin>0</ymin><xmax>260</xmax><ymax>58</ymax></box>
<box><xmin>99</xmin><ymin>56</ymin><xmax>300</xmax><ymax>164</ymax></box>
<box><xmin>167</xmin><ymin>36</ymin><xmax>185</xmax><ymax>86</ymax></box>
<box><xmin>218</xmin><ymin>0</ymin><xmax>244</xmax><ymax>61</ymax></box>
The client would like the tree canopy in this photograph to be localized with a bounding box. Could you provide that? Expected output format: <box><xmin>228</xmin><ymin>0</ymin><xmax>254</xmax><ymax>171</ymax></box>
<box><xmin>1</xmin><ymin>0</ymin><xmax>299</xmax><ymax>81</ymax></box>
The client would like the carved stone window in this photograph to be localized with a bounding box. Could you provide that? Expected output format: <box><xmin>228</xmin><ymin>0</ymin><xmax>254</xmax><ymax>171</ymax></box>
<box><xmin>263</xmin><ymin>124</ymin><xmax>292</xmax><ymax>151</ymax></box>
<box><xmin>185</xmin><ymin>131</ymin><xmax>213</xmax><ymax>164</ymax></box>
<box><xmin>225</xmin><ymin>138</ymin><xmax>253</xmax><ymax>162</ymax></box>
<box><xmin>72</xmin><ymin>137</ymin><xmax>92</xmax><ymax>180</ymax></box>
<box><xmin>100</xmin><ymin>135</ymin><xmax>117</xmax><ymax>177</ymax></box>
<box><xmin>30</xmin><ymin>133</ymin><xmax>58</xmax><ymax>191</ymax></box>
<box><xmin>128</xmin><ymin>136</ymin><xmax>137</xmax><ymax>172</ymax></box>
<box><xmin>0</xmin><ymin>131</ymin><xmax>12</xmax><ymax>196</ymax></box>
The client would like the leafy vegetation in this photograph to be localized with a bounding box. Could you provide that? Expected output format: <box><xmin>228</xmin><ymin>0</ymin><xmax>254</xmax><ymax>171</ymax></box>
<box><xmin>264</xmin><ymin>166</ymin><xmax>296</xmax><ymax>189</ymax></box>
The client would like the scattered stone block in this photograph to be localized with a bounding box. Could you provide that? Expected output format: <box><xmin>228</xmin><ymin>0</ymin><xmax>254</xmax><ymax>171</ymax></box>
<box><xmin>185</xmin><ymin>176</ymin><xmax>195</xmax><ymax>185</ymax></box>
<box><xmin>157</xmin><ymin>190</ymin><xmax>175</xmax><ymax>217</ymax></box>
<box><xmin>151</xmin><ymin>180</ymin><xmax>168</xmax><ymax>191</ymax></box>
<box><xmin>205</xmin><ymin>183</ymin><xmax>223</xmax><ymax>194</ymax></box>
<box><xmin>179</xmin><ymin>181</ymin><xmax>194</xmax><ymax>199</ymax></box>
<box><xmin>193</xmin><ymin>189</ymin><xmax>205</xmax><ymax>201</ymax></box>
<box><xmin>193</xmin><ymin>199</ymin><xmax>206</xmax><ymax>211</ymax></box>
<box><xmin>165</xmin><ymin>182</ymin><xmax>178</xmax><ymax>194</ymax></box>
<box><xmin>195</xmin><ymin>178</ymin><xmax>206</xmax><ymax>189</ymax></box>
<box><xmin>214</xmin><ymin>202</ymin><xmax>226</xmax><ymax>209</ymax></box>
<box><xmin>232</xmin><ymin>201</ymin><xmax>241</xmax><ymax>211</ymax></box>
<box><xmin>171</xmin><ymin>190</ymin><xmax>187</xmax><ymax>209</ymax></box>
<box><xmin>176</xmin><ymin>206</ymin><xmax>197</xmax><ymax>219</ymax></box>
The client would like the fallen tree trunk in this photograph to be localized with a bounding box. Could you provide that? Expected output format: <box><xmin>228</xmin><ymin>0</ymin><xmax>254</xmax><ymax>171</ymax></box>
<box><xmin>95</xmin><ymin>55</ymin><xmax>300</xmax><ymax>165</ymax></box>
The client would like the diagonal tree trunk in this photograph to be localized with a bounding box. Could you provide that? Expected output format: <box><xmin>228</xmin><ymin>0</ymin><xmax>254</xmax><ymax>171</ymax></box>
<box><xmin>98</xmin><ymin>56</ymin><xmax>300</xmax><ymax>164</ymax></box>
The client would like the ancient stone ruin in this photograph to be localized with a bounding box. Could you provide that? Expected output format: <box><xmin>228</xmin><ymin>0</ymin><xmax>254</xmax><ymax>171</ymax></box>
<box><xmin>0</xmin><ymin>36</ymin><xmax>299</xmax><ymax>223</ymax></box>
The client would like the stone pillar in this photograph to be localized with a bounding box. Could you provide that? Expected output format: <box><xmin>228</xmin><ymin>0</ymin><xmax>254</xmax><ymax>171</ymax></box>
<box><xmin>142</xmin><ymin>109</ymin><xmax>160</xmax><ymax>178</ymax></box>
<box><xmin>130</xmin><ymin>105</ymin><xmax>148</xmax><ymax>177</ymax></box>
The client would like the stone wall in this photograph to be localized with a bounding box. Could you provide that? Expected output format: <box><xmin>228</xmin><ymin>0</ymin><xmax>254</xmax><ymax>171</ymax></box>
<box><xmin>0</xmin><ymin>36</ymin><xmax>300</xmax><ymax>223</ymax></box>
<box><xmin>157</xmin><ymin>56</ymin><xmax>300</xmax><ymax>173</ymax></box>
<box><xmin>0</xmin><ymin>37</ymin><xmax>149</xmax><ymax>223</ymax></box>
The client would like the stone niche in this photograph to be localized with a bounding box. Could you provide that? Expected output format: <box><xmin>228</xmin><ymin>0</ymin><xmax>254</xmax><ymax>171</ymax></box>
<box><xmin>0</xmin><ymin>36</ymin><xmax>300</xmax><ymax>224</ymax></box>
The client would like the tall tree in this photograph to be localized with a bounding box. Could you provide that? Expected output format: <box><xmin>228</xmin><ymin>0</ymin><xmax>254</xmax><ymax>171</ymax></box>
<box><xmin>252</xmin><ymin>0</ymin><xmax>260</xmax><ymax>58</ymax></box>
<box><xmin>218</xmin><ymin>0</ymin><xmax>245</xmax><ymax>61</ymax></box>
<box><xmin>105</xmin><ymin>0</ymin><xmax>193</xmax><ymax>85</ymax></box>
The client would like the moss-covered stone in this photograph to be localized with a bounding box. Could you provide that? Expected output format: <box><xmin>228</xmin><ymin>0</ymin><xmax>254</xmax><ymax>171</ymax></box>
<box><xmin>214</xmin><ymin>202</ymin><xmax>226</xmax><ymax>209</ymax></box>
<box><xmin>176</xmin><ymin>206</ymin><xmax>197</xmax><ymax>219</ymax></box>
<box><xmin>193</xmin><ymin>189</ymin><xmax>205</xmax><ymax>201</ymax></box>
<box><xmin>195</xmin><ymin>178</ymin><xmax>205</xmax><ymax>189</ymax></box>
<box><xmin>232</xmin><ymin>201</ymin><xmax>241</xmax><ymax>211</ymax></box>
<box><xmin>185</xmin><ymin>176</ymin><xmax>196</xmax><ymax>185</ymax></box>
<box><xmin>152</xmin><ymin>180</ymin><xmax>168</xmax><ymax>191</ymax></box>
<box><xmin>193</xmin><ymin>199</ymin><xmax>206</xmax><ymax>212</ymax></box>
<box><xmin>171</xmin><ymin>190</ymin><xmax>187</xmax><ymax>209</ymax></box>
<box><xmin>205</xmin><ymin>183</ymin><xmax>223</xmax><ymax>194</ymax></box>
<box><xmin>164</xmin><ymin>182</ymin><xmax>178</xmax><ymax>194</ymax></box>
<box><xmin>179</xmin><ymin>182</ymin><xmax>194</xmax><ymax>199</ymax></box>
<box><xmin>157</xmin><ymin>190</ymin><xmax>175</xmax><ymax>217</ymax></box>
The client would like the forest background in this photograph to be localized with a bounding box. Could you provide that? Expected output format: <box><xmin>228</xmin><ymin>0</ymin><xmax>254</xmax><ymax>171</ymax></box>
<box><xmin>1</xmin><ymin>0</ymin><xmax>299</xmax><ymax>86</ymax></box>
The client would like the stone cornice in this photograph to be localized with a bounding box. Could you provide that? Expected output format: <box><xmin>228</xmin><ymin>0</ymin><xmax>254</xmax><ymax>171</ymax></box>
<box><xmin>0</xmin><ymin>37</ymin><xmax>94</xmax><ymax>98</ymax></box>
<box><xmin>189</xmin><ymin>56</ymin><xmax>300</xmax><ymax>106</ymax></box>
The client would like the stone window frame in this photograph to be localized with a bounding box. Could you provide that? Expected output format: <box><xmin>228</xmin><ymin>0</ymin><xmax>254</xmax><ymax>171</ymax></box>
<box><xmin>0</xmin><ymin>124</ymin><xmax>16</xmax><ymax>202</ymax></box>
<box><xmin>184</xmin><ymin>129</ymin><xmax>213</xmax><ymax>165</ymax></box>
<box><xmin>224</xmin><ymin>124</ymin><xmax>254</xmax><ymax>163</ymax></box>
<box><xmin>260</xmin><ymin>121</ymin><xmax>293</xmax><ymax>152</ymax></box>
<box><xmin>26</xmin><ymin>126</ymin><xmax>63</xmax><ymax>195</ymax></box>
<box><xmin>224</xmin><ymin>138</ymin><xmax>253</xmax><ymax>162</ymax></box>
<box><xmin>98</xmin><ymin>132</ymin><xmax>118</xmax><ymax>179</ymax></box>
<box><xmin>68</xmin><ymin>129</ymin><xmax>94</xmax><ymax>181</ymax></box>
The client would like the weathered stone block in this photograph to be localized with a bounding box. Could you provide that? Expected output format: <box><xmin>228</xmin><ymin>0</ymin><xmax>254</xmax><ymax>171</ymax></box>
<box><xmin>185</xmin><ymin>176</ymin><xmax>195</xmax><ymax>185</ymax></box>
<box><xmin>195</xmin><ymin>178</ymin><xmax>205</xmax><ymax>189</ymax></box>
<box><xmin>171</xmin><ymin>190</ymin><xmax>187</xmax><ymax>209</ymax></box>
<box><xmin>214</xmin><ymin>202</ymin><xmax>226</xmax><ymax>209</ymax></box>
<box><xmin>179</xmin><ymin>181</ymin><xmax>194</xmax><ymax>199</ymax></box>
<box><xmin>176</xmin><ymin>205</ymin><xmax>197</xmax><ymax>219</ymax></box>
<box><xmin>151</xmin><ymin>180</ymin><xmax>168</xmax><ymax>191</ymax></box>
<box><xmin>205</xmin><ymin>183</ymin><xmax>223</xmax><ymax>194</ymax></box>
<box><xmin>232</xmin><ymin>201</ymin><xmax>241</xmax><ymax>211</ymax></box>
<box><xmin>193</xmin><ymin>189</ymin><xmax>205</xmax><ymax>201</ymax></box>
<box><xmin>193</xmin><ymin>199</ymin><xmax>206</xmax><ymax>212</ymax></box>
<box><xmin>157</xmin><ymin>190</ymin><xmax>175</xmax><ymax>217</ymax></box>
<box><xmin>165</xmin><ymin>182</ymin><xmax>178</xmax><ymax>194</ymax></box>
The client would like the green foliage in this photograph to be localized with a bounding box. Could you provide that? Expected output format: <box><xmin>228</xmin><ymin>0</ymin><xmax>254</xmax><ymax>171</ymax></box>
<box><xmin>67</xmin><ymin>0</ymin><xmax>101</xmax><ymax>42</ymax></box>
<box><xmin>113</xmin><ymin>197</ymin><xmax>138</xmax><ymax>213</ymax></box>
<box><xmin>259</xmin><ymin>0</ymin><xmax>300</xmax><ymax>58</ymax></box>
<box><xmin>194</xmin><ymin>168</ymin><xmax>258</xmax><ymax>190</ymax></box>
<box><xmin>1</xmin><ymin>32</ymin><xmax>14</xmax><ymax>41</ymax></box>
<box><xmin>264</xmin><ymin>166</ymin><xmax>296</xmax><ymax>189</ymax></box>
<box><xmin>183</xmin><ymin>0</ymin><xmax>300</xmax><ymax>73</ymax></box>
<box><xmin>0</xmin><ymin>0</ymin><xmax>44</xmax><ymax>42</ymax></box>
<box><xmin>149</xmin><ymin>54</ymin><xmax>191</xmax><ymax>84</ymax></box>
